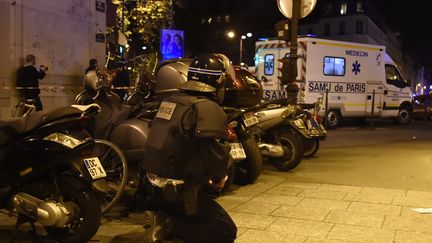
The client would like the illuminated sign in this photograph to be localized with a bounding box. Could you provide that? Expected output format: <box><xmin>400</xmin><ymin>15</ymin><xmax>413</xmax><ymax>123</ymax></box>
<box><xmin>160</xmin><ymin>29</ymin><xmax>184</xmax><ymax>61</ymax></box>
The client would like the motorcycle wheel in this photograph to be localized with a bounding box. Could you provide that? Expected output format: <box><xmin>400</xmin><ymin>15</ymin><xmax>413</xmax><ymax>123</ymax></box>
<box><xmin>234</xmin><ymin>136</ymin><xmax>262</xmax><ymax>185</ymax></box>
<box><xmin>303</xmin><ymin>138</ymin><xmax>320</xmax><ymax>157</ymax></box>
<box><xmin>269</xmin><ymin>132</ymin><xmax>304</xmax><ymax>171</ymax></box>
<box><xmin>44</xmin><ymin>182</ymin><xmax>101</xmax><ymax>243</ymax></box>
<box><xmin>93</xmin><ymin>139</ymin><xmax>128</xmax><ymax>215</ymax></box>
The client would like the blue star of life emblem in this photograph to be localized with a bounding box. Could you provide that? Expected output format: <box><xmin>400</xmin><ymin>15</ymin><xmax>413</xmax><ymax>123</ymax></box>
<box><xmin>352</xmin><ymin>61</ymin><xmax>361</xmax><ymax>75</ymax></box>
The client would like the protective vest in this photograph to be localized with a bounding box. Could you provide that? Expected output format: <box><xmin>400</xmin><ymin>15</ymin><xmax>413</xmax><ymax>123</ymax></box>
<box><xmin>142</xmin><ymin>92</ymin><xmax>228</xmax><ymax>182</ymax></box>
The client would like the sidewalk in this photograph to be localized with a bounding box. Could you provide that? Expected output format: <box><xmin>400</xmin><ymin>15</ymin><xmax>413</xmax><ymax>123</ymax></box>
<box><xmin>2</xmin><ymin>172</ymin><xmax>432</xmax><ymax>242</ymax></box>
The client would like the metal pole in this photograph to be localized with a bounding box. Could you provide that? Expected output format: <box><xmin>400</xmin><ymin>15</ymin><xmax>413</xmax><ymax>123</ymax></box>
<box><xmin>285</xmin><ymin>0</ymin><xmax>301</xmax><ymax>105</ymax></box>
<box><xmin>325</xmin><ymin>89</ymin><xmax>329</xmax><ymax>128</ymax></box>
<box><xmin>239</xmin><ymin>37</ymin><xmax>243</xmax><ymax>64</ymax></box>
<box><xmin>371</xmin><ymin>89</ymin><xmax>375</xmax><ymax>128</ymax></box>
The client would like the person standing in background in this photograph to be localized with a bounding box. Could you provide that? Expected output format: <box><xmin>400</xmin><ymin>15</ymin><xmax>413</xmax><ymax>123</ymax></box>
<box><xmin>16</xmin><ymin>54</ymin><xmax>47</xmax><ymax>111</ymax></box>
<box><xmin>85</xmin><ymin>58</ymin><xmax>98</xmax><ymax>74</ymax></box>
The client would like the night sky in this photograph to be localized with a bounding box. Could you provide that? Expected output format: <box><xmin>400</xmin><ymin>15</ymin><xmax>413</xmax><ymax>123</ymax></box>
<box><xmin>175</xmin><ymin>0</ymin><xmax>432</xmax><ymax>71</ymax></box>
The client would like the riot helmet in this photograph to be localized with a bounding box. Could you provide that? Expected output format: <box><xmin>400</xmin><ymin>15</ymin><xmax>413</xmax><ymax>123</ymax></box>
<box><xmin>180</xmin><ymin>54</ymin><xmax>227</xmax><ymax>102</ymax></box>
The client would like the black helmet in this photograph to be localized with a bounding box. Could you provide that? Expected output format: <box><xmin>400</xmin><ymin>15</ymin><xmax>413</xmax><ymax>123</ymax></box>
<box><xmin>180</xmin><ymin>54</ymin><xmax>226</xmax><ymax>96</ymax></box>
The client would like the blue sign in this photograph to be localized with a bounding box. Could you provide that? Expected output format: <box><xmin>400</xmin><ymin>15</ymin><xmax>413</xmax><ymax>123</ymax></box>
<box><xmin>160</xmin><ymin>29</ymin><xmax>184</xmax><ymax>61</ymax></box>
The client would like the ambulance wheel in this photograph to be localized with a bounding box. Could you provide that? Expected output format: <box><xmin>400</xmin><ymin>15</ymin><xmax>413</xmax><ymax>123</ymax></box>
<box><xmin>303</xmin><ymin>138</ymin><xmax>320</xmax><ymax>157</ymax></box>
<box><xmin>396</xmin><ymin>106</ymin><xmax>412</xmax><ymax>125</ymax></box>
<box><xmin>326</xmin><ymin>110</ymin><xmax>341</xmax><ymax>129</ymax></box>
<box><xmin>234</xmin><ymin>136</ymin><xmax>262</xmax><ymax>185</ymax></box>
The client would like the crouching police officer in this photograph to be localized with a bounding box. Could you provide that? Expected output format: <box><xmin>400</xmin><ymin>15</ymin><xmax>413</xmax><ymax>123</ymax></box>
<box><xmin>141</xmin><ymin>53</ymin><xmax>237</xmax><ymax>243</ymax></box>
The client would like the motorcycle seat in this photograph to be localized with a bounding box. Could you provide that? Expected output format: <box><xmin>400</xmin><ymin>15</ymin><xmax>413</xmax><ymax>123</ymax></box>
<box><xmin>0</xmin><ymin>106</ymin><xmax>83</xmax><ymax>146</ymax></box>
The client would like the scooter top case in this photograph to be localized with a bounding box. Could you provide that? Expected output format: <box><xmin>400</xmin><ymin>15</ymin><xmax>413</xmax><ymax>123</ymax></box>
<box><xmin>223</xmin><ymin>66</ymin><xmax>263</xmax><ymax>108</ymax></box>
<box><xmin>109</xmin><ymin>117</ymin><xmax>152</xmax><ymax>162</ymax></box>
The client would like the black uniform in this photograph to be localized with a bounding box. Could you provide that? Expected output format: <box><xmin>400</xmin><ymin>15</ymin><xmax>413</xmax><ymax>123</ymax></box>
<box><xmin>16</xmin><ymin>65</ymin><xmax>46</xmax><ymax>111</ymax></box>
<box><xmin>142</xmin><ymin>91</ymin><xmax>237</xmax><ymax>243</ymax></box>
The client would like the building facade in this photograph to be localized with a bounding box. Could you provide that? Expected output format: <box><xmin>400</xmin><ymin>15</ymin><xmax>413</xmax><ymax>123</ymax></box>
<box><xmin>0</xmin><ymin>0</ymin><xmax>106</xmax><ymax>117</ymax></box>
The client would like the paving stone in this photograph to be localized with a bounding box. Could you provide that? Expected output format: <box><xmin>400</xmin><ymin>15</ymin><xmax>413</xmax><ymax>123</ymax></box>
<box><xmin>97</xmin><ymin>222</ymin><xmax>144</xmax><ymax>237</ymax></box>
<box><xmin>236</xmin><ymin>227</ymin><xmax>248</xmax><ymax>237</ymax></box>
<box><xmin>265</xmin><ymin>186</ymin><xmax>303</xmax><ymax>196</ymax></box>
<box><xmin>278</xmin><ymin>181</ymin><xmax>321</xmax><ymax>189</ymax></box>
<box><xmin>233</xmin><ymin>181</ymin><xmax>280</xmax><ymax>196</ymax></box>
<box><xmin>251</xmin><ymin>193</ymin><xmax>302</xmax><ymax>206</ymax></box>
<box><xmin>383</xmin><ymin>215</ymin><xmax>432</xmax><ymax>234</ymax></box>
<box><xmin>255</xmin><ymin>174</ymin><xmax>287</xmax><ymax>186</ymax></box>
<box><xmin>230</xmin><ymin>212</ymin><xmax>278</xmax><ymax>230</ymax></box>
<box><xmin>318</xmin><ymin>184</ymin><xmax>362</xmax><ymax>193</ymax></box>
<box><xmin>271</xmin><ymin>205</ymin><xmax>330</xmax><ymax>221</ymax></box>
<box><xmin>297</xmin><ymin>197</ymin><xmax>350</xmax><ymax>211</ymax></box>
<box><xmin>324</xmin><ymin>210</ymin><xmax>385</xmax><ymax>228</ymax></box>
<box><xmin>232</xmin><ymin>201</ymin><xmax>281</xmax><ymax>215</ymax></box>
<box><xmin>235</xmin><ymin>229</ymin><xmax>307</xmax><ymax>243</ymax></box>
<box><xmin>406</xmin><ymin>190</ymin><xmax>432</xmax><ymax>199</ymax></box>
<box><xmin>267</xmin><ymin>217</ymin><xmax>334</xmax><ymax>238</ymax></box>
<box><xmin>344</xmin><ymin>192</ymin><xmax>394</xmax><ymax>204</ymax></box>
<box><xmin>327</xmin><ymin>224</ymin><xmax>395</xmax><ymax>242</ymax></box>
<box><xmin>360</xmin><ymin>187</ymin><xmax>406</xmax><ymax>197</ymax></box>
<box><xmin>305</xmin><ymin>237</ymin><xmax>356</xmax><ymax>243</ymax></box>
<box><xmin>392</xmin><ymin>196</ymin><xmax>432</xmax><ymax>208</ymax></box>
<box><xmin>400</xmin><ymin>206</ymin><xmax>432</xmax><ymax>218</ymax></box>
<box><xmin>217</xmin><ymin>197</ymin><xmax>245</xmax><ymax>211</ymax></box>
<box><xmin>395</xmin><ymin>231</ymin><xmax>432</xmax><ymax>243</ymax></box>
<box><xmin>347</xmin><ymin>201</ymin><xmax>402</xmax><ymax>216</ymax></box>
<box><xmin>298</xmin><ymin>189</ymin><xmax>347</xmax><ymax>200</ymax></box>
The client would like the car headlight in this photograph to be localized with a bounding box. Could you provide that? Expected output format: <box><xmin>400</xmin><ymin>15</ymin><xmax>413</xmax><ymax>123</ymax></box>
<box><xmin>44</xmin><ymin>132</ymin><xmax>86</xmax><ymax>149</ymax></box>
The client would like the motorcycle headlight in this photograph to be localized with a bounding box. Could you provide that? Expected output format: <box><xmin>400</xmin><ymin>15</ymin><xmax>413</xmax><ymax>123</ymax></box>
<box><xmin>44</xmin><ymin>133</ymin><xmax>86</xmax><ymax>149</ymax></box>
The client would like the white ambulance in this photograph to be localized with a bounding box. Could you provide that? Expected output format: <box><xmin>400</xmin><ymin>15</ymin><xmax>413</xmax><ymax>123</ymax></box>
<box><xmin>255</xmin><ymin>37</ymin><xmax>413</xmax><ymax>128</ymax></box>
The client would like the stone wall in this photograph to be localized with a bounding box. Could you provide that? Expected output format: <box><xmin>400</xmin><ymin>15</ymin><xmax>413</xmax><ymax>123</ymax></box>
<box><xmin>0</xmin><ymin>0</ymin><xmax>106</xmax><ymax>118</ymax></box>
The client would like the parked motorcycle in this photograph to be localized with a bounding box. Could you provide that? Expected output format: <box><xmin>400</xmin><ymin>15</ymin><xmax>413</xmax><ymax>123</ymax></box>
<box><xmin>76</xmin><ymin>68</ymin><xmax>150</xmax><ymax>205</ymax></box>
<box><xmin>0</xmin><ymin>103</ymin><xmax>103</xmax><ymax>242</ymax></box>
<box><xmin>246</xmin><ymin>97</ymin><xmax>327</xmax><ymax>171</ymax></box>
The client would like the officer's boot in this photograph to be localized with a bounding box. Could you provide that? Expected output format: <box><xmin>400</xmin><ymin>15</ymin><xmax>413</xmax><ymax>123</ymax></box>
<box><xmin>142</xmin><ymin>210</ymin><xmax>183</xmax><ymax>243</ymax></box>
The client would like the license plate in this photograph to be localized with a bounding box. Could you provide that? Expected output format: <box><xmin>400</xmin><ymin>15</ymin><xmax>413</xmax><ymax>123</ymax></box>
<box><xmin>230</xmin><ymin>143</ymin><xmax>247</xmax><ymax>160</ymax></box>
<box><xmin>242</xmin><ymin>112</ymin><xmax>259</xmax><ymax>127</ymax></box>
<box><xmin>84</xmin><ymin>157</ymin><xmax>107</xmax><ymax>180</ymax></box>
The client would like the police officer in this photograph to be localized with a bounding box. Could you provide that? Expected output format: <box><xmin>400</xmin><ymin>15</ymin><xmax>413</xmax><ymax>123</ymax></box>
<box><xmin>141</xmin><ymin>53</ymin><xmax>237</xmax><ymax>243</ymax></box>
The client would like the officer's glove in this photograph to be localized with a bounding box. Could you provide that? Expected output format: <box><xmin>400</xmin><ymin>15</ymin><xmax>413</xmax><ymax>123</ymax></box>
<box><xmin>209</xmin><ymin>175</ymin><xmax>228</xmax><ymax>191</ymax></box>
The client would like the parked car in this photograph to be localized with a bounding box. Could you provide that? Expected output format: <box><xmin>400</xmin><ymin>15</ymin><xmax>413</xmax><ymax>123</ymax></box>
<box><xmin>412</xmin><ymin>94</ymin><xmax>432</xmax><ymax>120</ymax></box>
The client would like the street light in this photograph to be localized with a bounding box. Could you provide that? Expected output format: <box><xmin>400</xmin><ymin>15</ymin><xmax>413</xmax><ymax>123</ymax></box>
<box><xmin>240</xmin><ymin>32</ymin><xmax>252</xmax><ymax>64</ymax></box>
<box><xmin>227</xmin><ymin>31</ymin><xmax>236</xmax><ymax>39</ymax></box>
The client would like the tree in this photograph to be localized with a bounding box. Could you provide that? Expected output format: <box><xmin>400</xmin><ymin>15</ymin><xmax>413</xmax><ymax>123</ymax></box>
<box><xmin>112</xmin><ymin>0</ymin><xmax>173</xmax><ymax>47</ymax></box>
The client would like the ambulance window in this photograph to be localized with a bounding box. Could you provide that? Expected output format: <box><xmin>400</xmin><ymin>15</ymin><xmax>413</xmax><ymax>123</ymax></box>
<box><xmin>385</xmin><ymin>64</ymin><xmax>405</xmax><ymax>88</ymax></box>
<box><xmin>323</xmin><ymin>56</ymin><xmax>345</xmax><ymax>76</ymax></box>
<box><xmin>264</xmin><ymin>54</ymin><xmax>274</xmax><ymax>76</ymax></box>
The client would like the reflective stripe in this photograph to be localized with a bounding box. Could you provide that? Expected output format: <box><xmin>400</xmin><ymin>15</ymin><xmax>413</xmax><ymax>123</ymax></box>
<box><xmin>188</xmin><ymin>67</ymin><xmax>223</xmax><ymax>76</ymax></box>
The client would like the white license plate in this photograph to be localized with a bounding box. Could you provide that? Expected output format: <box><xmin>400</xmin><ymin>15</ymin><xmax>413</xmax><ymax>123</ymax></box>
<box><xmin>84</xmin><ymin>157</ymin><xmax>107</xmax><ymax>180</ymax></box>
<box><xmin>230</xmin><ymin>143</ymin><xmax>247</xmax><ymax>160</ymax></box>
<box><xmin>242</xmin><ymin>112</ymin><xmax>259</xmax><ymax>127</ymax></box>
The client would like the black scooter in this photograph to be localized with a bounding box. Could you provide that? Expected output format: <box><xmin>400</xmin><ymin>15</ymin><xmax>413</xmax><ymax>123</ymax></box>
<box><xmin>0</xmin><ymin>103</ymin><xmax>104</xmax><ymax>243</ymax></box>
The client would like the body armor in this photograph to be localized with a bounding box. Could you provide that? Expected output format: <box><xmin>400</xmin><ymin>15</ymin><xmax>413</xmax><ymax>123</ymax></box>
<box><xmin>142</xmin><ymin>92</ymin><xmax>229</xmax><ymax>184</ymax></box>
